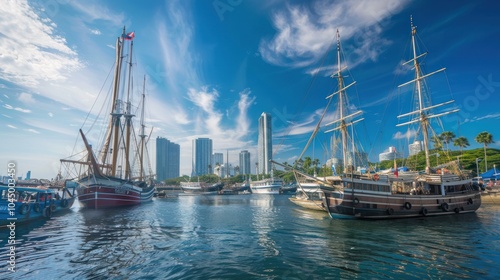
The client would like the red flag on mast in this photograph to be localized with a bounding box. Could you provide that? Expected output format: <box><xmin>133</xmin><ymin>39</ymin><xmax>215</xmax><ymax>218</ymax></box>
<box><xmin>124</xmin><ymin>31</ymin><xmax>135</xmax><ymax>40</ymax></box>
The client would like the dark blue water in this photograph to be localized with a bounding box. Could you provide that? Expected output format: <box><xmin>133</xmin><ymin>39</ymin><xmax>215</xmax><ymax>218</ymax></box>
<box><xmin>1</xmin><ymin>194</ymin><xmax>499</xmax><ymax>279</ymax></box>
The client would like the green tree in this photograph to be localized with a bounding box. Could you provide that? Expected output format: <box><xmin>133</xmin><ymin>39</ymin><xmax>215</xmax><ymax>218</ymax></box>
<box><xmin>475</xmin><ymin>132</ymin><xmax>494</xmax><ymax>171</ymax></box>
<box><xmin>453</xmin><ymin>137</ymin><xmax>470</xmax><ymax>155</ymax></box>
<box><xmin>303</xmin><ymin>157</ymin><xmax>312</xmax><ymax>170</ymax></box>
<box><xmin>440</xmin><ymin>131</ymin><xmax>456</xmax><ymax>151</ymax></box>
<box><xmin>431</xmin><ymin>135</ymin><xmax>443</xmax><ymax>150</ymax></box>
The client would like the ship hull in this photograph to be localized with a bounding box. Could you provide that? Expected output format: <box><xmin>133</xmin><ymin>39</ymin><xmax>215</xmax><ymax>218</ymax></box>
<box><xmin>77</xmin><ymin>177</ymin><xmax>155</xmax><ymax>209</ymax></box>
<box><xmin>323</xmin><ymin>176</ymin><xmax>481</xmax><ymax>219</ymax></box>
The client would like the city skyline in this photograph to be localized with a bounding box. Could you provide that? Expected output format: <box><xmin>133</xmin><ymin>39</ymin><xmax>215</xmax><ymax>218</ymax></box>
<box><xmin>1</xmin><ymin>1</ymin><xmax>498</xmax><ymax>179</ymax></box>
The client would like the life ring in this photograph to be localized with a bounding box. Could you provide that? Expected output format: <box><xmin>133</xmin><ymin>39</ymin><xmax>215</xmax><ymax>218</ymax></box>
<box><xmin>454</xmin><ymin>207</ymin><xmax>460</xmax><ymax>214</ymax></box>
<box><xmin>353</xmin><ymin>197</ymin><xmax>360</xmax><ymax>205</ymax></box>
<box><xmin>373</xmin><ymin>174</ymin><xmax>380</xmax><ymax>181</ymax></box>
<box><xmin>19</xmin><ymin>203</ymin><xmax>30</xmax><ymax>215</ymax></box>
<box><xmin>61</xmin><ymin>199</ymin><xmax>69</xmax><ymax>208</ymax></box>
<box><xmin>50</xmin><ymin>204</ymin><xmax>57</xmax><ymax>212</ymax></box>
<box><xmin>421</xmin><ymin>207</ymin><xmax>428</xmax><ymax>216</ymax></box>
<box><xmin>468</xmin><ymin>198</ymin><xmax>473</xmax><ymax>205</ymax></box>
<box><xmin>386</xmin><ymin>208</ymin><xmax>394</xmax><ymax>215</ymax></box>
<box><xmin>404</xmin><ymin>202</ymin><xmax>412</xmax><ymax>210</ymax></box>
<box><xmin>441</xmin><ymin>202</ymin><xmax>449</xmax><ymax>212</ymax></box>
<box><xmin>34</xmin><ymin>203</ymin><xmax>41</xmax><ymax>212</ymax></box>
<box><xmin>43</xmin><ymin>206</ymin><xmax>52</xmax><ymax>218</ymax></box>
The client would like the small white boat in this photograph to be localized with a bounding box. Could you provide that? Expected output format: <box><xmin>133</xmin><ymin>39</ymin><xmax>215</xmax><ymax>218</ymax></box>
<box><xmin>250</xmin><ymin>178</ymin><xmax>283</xmax><ymax>194</ymax></box>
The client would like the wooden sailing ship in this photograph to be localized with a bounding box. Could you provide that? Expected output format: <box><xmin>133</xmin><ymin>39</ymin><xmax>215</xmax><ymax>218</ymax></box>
<box><xmin>61</xmin><ymin>28</ymin><xmax>155</xmax><ymax>209</ymax></box>
<box><xmin>321</xmin><ymin>18</ymin><xmax>481</xmax><ymax>219</ymax></box>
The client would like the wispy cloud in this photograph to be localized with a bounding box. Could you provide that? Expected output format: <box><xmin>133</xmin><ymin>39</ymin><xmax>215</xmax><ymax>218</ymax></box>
<box><xmin>393</xmin><ymin>128</ymin><xmax>417</xmax><ymax>140</ymax></box>
<box><xmin>463</xmin><ymin>113</ymin><xmax>500</xmax><ymax>123</ymax></box>
<box><xmin>18</xmin><ymin>92</ymin><xmax>35</xmax><ymax>104</ymax></box>
<box><xmin>67</xmin><ymin>1</ymin><xmax>125</xmax><ymax>26</ymax></box>
<box><xmin>3</xmin><ymin>104</ymin><xmax>31</xmax><ymax>113</ymax></box>
<box><xmin>188</xmin><ymin>87</ymin><xmax>223</xmax><ymax>135</ymax></box>
<box><xmin>259</xmin><ymin>0</ymin><xmax>409</xmax><ymax>73</ymax></box>
<box><xmin>236</xmin><ymin>89</ymin><xmax>256</xmax><ymax>137</ymax></box>
<box><xmin>0</xmin><ymin>1</ymin><xmax>82</xmax><ymax>87</ymax></box>
<box><xmin>89</xmin><ymin>28</ymin><xmax>101</xmax><ymax>35</ymax></box>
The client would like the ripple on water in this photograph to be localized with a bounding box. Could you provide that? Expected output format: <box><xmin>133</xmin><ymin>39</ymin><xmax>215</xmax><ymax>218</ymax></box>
<box><xmin>0</xmin><ymin>196</ymin><xmax>498</xmax><ymax>279</ymax></box>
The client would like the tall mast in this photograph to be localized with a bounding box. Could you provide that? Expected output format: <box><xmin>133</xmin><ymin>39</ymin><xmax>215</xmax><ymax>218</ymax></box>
<box><xmin>111</xmin><ymin>27</ymin><xmax>127</xmax><ymax>176</ymax></box>
<box><xmin>324</xmin><ymin>30</ymin><xmax>363</xmax><ymax>174</ymax></box>
<box><xmin>410</xmin><ymin>18</ymin><xmax>430</xmax><ymax>171</ymax></box>
<box><xmin>124</xmin><ymin>38</ymin><xmax>135</xmax><ymax>180</ymax></box>
<box><xmin>139</xmin><ymin>75</ymin><xmax>146</xmax><ymax>181</ymax></box>
<box><xmin>397</xmin><ymin>17</ymin><xmax>458</xmax><ymax>174</ymax></box>
<box><xmin>337</xmin><ymin>31</ymin><xmax>348</xmax><ymax>173</ymax></box>
<box><xmin>101</xmin><ymin>28</ymin><xmax>125</xmax><ymax>168</ymax></box>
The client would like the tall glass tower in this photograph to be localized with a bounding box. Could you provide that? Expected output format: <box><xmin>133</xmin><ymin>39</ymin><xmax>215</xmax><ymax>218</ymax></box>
<box><xmin>239</xmin><ymin>150</ymin><xmax>251</xmax><ymax>175</ymax></box>
<box><xmin>257</xmin><ymin>112</ymin><xmax>272</xmax><ymax>175</ymax></box>
<box><xmin>192</xmin><ymin>138</ymin><xmax>213</xmax><ymax>176</ymax></box>
<box><xmin>156</xmin><ymin>137</ymin><xmax>180</xmax><ymax>182</ymax></box>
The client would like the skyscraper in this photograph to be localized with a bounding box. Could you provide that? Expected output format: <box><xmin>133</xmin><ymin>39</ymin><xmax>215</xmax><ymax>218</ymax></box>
<box><xmin>379</xmin><ymin>146</ymin><xmax>404</xmax><ymax>161</ymax></box>
<box><xmin>239</xmin><ymin>150</ymin><xmax>251</xmax><ymax>175</ymax></box>
<box><xmin>257</xmin><ymin>112</ymin><xmax>272</xmax><ymax>175</ymax></box>
<box><xmin>156</xmin><ymin>137</ymin><xmax>180</xmax><ymax>182</ymax></box>
<box><xmin>192</xmin><ymin>138</ymin><xmax>213</xmax><ymax>176</ymax></box>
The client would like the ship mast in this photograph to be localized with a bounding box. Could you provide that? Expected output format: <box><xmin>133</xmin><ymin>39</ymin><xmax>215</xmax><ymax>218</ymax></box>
<box><xmin>101</xmin><ymin>27</ymin><xmax>125</xmax><ymax>169</ymax></box>
<box><xmin>324</xmin><ymin>30</ymin><xmax>363</xmax><ymax>174</ymax></box>
<box><xmin>139</xmin><ymin>75</ymin><xmax>146</xmax><ymax>181</ymax></box>
<box><xmin>124</xmin><ymin>39</ymin><xmax>135</xmax><ymax>180</ymax></box>
<box><xmin>397</xmin><ymin>17</ymin><xmax>458</xmax><ymax>173</ymax></box>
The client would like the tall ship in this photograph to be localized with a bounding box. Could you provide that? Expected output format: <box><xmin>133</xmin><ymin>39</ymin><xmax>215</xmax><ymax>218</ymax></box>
<box><xmin>320</xmin><ymin>19</ymin><xmax>481</xmax><ymax>219</ymax></box>
<box><xmin>61</xmin><ymin>28</ymin><xmax>155</xmax><ymax>209</ymax></box>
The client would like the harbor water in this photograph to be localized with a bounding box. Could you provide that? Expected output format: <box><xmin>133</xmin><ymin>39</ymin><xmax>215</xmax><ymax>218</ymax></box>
<box><xmin>1</xmin><ymin>194</ymin><xmax>499</xmax><ymax>279</ymax></box>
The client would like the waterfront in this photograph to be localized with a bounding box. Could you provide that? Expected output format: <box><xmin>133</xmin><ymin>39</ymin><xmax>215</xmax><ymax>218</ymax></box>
<box><xmin>1</xmin><ymin>195</ymin><xmax>499</xmax><ymax>279</ymax></box>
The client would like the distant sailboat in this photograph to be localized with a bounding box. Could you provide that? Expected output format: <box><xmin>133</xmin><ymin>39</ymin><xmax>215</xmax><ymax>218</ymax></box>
<box><xmin>61</xmin><ymin>28</ymin><xmax>155</xmax><ymax>209</ymax></box>
<box><xmin>321</xmin><ymin>18</ymin><xmax>481</xmax><ymax>219</ymax></box>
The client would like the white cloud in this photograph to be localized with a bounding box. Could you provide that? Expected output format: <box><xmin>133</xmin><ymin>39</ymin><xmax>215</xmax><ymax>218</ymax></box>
<box><xmin>156</xmin><ymin>2</ymin><xmax>199</xmax><ymax>94</ymax></box>
<box><xmin>0</xmin><ymin>0</ymin><xmax>82</xmax><ymax>87</ymax></box>
<box><xmin>3</xmin><ymin>104</ymin><xmax>31</xmax><ymax>113</ymax></box>
<box><xmin>18</xmin><ymin>92</ymin><xmax>35</xmax><ymax>104</ymax></box>
<box><xmin>67</xmin><ymin>1</ymin><xmax>125</xmax><ymax>26</ymax></box>
<box><xmin>236</xmin><ymin>89</ymin><xmax>256</xmax><ymax>136</ymax></box>
<box><xmin>392</xmin><ymin>128</ymin><xmax>417</xmax><ymax>140</ymax></box>
<box><xmin>90</xmin><ymin>28</ymin><xmax>101</xmax><ymax>35</ymax></box>
<box><xmin>463</xmin><ymin>113</ymin><xmax>500</xmax><ymax>123</ymax></box>
<box><xmin>7</xmin><ymin>124</ymin><xmax>17</xmax><ymax>129</ymax></box>
<box><xmin>259</xmin><ymin>0</ymin><xmax>409</xmax><ymax>72</ymax></box>
<box><xmin>187</xmin><ymin>87</ymin><xmax>222</xmax><ymax>135</ymax></box>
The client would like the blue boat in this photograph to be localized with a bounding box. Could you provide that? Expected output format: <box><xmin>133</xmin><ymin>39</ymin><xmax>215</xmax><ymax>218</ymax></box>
<box><xmin>0</xmin><ymin>183</ymin><xmax>76</xmax><ymax>225</ymax></box>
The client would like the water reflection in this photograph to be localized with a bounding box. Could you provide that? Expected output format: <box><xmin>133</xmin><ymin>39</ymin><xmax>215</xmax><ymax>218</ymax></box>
<box><xmin>251</xmin><ymin>195</ymin><xmax>280</xmax><ymax>258</ymax></box>
<box><xmin>0</xmin><ymin>195</ymin><xmax>497</xmax><ymax>279</ymax></box>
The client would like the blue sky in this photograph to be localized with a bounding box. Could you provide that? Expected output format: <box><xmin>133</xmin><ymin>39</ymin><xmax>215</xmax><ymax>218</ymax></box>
<box><xmin>1</xmin><ymin>0</ymin><xmax>499</xmax><ymax>179</ymax></box>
